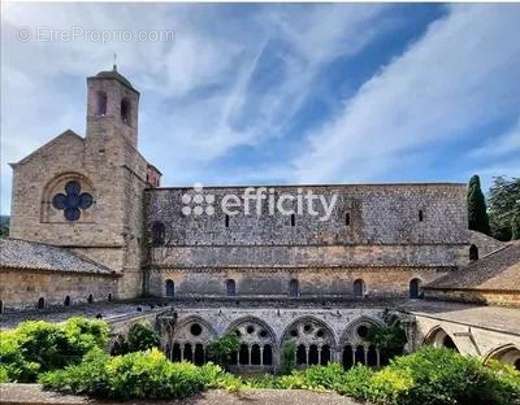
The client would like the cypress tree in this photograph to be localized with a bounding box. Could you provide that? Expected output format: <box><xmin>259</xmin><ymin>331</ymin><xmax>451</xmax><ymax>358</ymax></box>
<box><xmin>467</xmin><ymin>175</ymin><xmax>490</xmax><ymax>235</ymax></box>
<box><xmin>512</xmin><ymin>212</ymin><xmax>520</xmax><ymax>240</ymax></box>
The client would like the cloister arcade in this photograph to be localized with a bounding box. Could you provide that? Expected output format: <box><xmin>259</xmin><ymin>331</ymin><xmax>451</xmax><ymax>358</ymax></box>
<box><xmin>163</xmin><ymin>314</ymin><xmax>389</xmax><ymax>371</ymax></box>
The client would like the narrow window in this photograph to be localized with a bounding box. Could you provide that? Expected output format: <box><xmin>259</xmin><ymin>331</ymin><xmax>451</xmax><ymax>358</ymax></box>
<box><xmin>353</xmin><ymin>279</ymin><xmax>365</xmax><ymax>298</ymax></box>
<box><xmin>96</xmin><ymin>91</ymin><xmax>107</xmax><ymax>116</ymax></box>
<box><xmin>87</xmin><ymin>294</ymin><xmax>93</xmax><ymax>304</ymax></box>
<box><xmin>121</xmin><ymin>98</ymin><xmax>131</xmax><ymax>124</ymax></box>
<box><xmin>64</xmin><ymin>296</ymin><xmax>71</xmax><ymax>306</ymax></box>
<box><xmin>108</xmin><ymin>293</ymin><xmax>112</xmax><ymax>302</ymax></box>
<box><xmin>165</xmin><ymin>279</ymin><xmax>175</xmax><ymax>297</ymax></box>
<box><xmin>419</xmin><ymin>210</ymin><xmax>424</xmax><ymax>222</ymax></box>
<box><xmin>226</xmin><ymin>279</ymin><xmax>236</xmax><ymax>296</ymax></box>
<box><xmin>0</xmin><ymin>300</ymin><xmax>4</xmax><ymax>314</ymax></box>
<box><xmin>289</xmin><ymin>279</ymin><xmax>299</xmax><ymax>297</ymax></box>
<box><xmin>151</xmin><ymin>221</ymin><xmax>165</xmax><ymax>246</ymax></box>
<box><xmin>469</xmin><ymin>244</ymin><xmax>479</xmax><ymax>261</ymax></box>
<box><xmin>37</xmin><ymin>297</ymin><xmax>45</xmax><ymax>309</ymax></box>
<box><xmin>345</xmin><ymin>212</ymin><xmax>351</xmax><ymax>226</ymax></box>
<box><xmin>225</xmin><ymin>215</ymin><xmax>230</xmax><ymax>228</ymax></box>
<box><xmin>409</xmin><ymin>278</ymin><xmax>422</xmax><ymax>299</ymax></box>
<box><xmin>290</xmin><ymin>214</ymin><xmax>296</xmax><ymax>227</ymax></box>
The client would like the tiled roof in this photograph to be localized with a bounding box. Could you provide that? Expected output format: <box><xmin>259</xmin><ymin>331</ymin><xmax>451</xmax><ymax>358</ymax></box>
<box><xmin>425</xmin><ymin>241</ymin><xmax>520</xmax><ymax>291</ymax></box>
<box><xmin>0</xmin><ymin>238</ymin><xmax>115</xmax><ymax>276</ymax></box>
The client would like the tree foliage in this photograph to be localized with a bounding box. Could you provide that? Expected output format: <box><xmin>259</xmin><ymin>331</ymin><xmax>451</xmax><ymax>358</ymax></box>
<box><xmin>488</xmin><ymin>176</ymin><xmax>520</xmax><ymax>241</ymax></box>
<box><xmin>467</xmin><ymin>175</ymin><xmax>491</xmax><ymax>235</ymax></box>
<box><xmin>205</xmin><ymin>334</ymin><xmax>239</xmax><ymax>370</ymax></box>
<box><xmin>279</xmin><ymin>341</ymin><xmax>296</xmax><ymax>375</ymax></box>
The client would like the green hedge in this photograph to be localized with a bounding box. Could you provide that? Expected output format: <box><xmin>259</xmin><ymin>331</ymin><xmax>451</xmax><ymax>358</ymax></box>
<box><xmin>40</xmin><ymin>348</ymin><xmax>230</xmax><ymax>400</ymax></box>
<box><xmin>0</xmin><ymin>317</ymin><xmax>109</xmax><ymax>383</ymax></box>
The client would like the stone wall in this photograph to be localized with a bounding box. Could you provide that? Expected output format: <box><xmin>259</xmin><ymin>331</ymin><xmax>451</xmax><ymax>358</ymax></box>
<box><xmin>150</xmin><ymin>267</ymin><xmax>448</xmax><ymax>298</ymax></box>
<box><xmin>0</xmin><ymin>268</ymin><xmax>117</xmax><ymax>311</ymax></box>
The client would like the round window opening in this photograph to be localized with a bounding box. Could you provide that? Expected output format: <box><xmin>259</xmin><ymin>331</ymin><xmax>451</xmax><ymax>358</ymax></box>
<box><xmin>235</xmin><ymin>329</ymin><xmax>241</xmax><ymax>337</ymax></box>
<box><xmin>290</xmin><ymin>329</ymin><xmax>298</xmax><ymax>337</ymax></box>
<box><xmin>259</xmin><ymin>329</ymin><xmax>268</xmax><ymax>338</ymax></box>
<box><xmin>246</xmin><ymin>325</ymin><xmax>255</xmax><ymax>334</ymax></box>
<box><xmin>316</xmin><ymin>329</ymin><xmax>324</xmax><ymax>338</ymax></box>
<box><xmin>303</xmin><ymin>324</ymin><xmax>312</xmax><ymax>333</ymax></box>
<box><xmin>190</xmin><ymin>323</ymin><xmax>202</xmax><ymax>336</ymax></box>
<box><xmin>357</xmin><ymin>325</ymin><xmax>369</xmax><ymax>339</ymax></box>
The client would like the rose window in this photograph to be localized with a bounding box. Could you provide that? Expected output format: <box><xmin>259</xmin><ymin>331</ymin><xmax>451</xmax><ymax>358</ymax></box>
<box><xmin>52</xmin><ymin>181</ymin><xmax>93</xmax><ymax>221</ymax></box>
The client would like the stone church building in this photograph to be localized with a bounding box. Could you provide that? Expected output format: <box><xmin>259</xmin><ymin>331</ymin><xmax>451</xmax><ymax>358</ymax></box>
<box><xmin>1</xmin><ymin>68</ymin><xmax>519</xmax><ymax>372</ymax></box>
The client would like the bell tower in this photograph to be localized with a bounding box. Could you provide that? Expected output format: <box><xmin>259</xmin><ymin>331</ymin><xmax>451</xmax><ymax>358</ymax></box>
<box><xmin>86</xmin><ymin>64</ymin><xmax>139</xmax><ymax>147</ymax></box>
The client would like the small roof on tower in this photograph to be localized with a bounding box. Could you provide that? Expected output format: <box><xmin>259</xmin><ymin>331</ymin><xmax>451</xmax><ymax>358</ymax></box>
<box><xmin>89</xmin><ymin>65</ymin><xmax>138</xmax><ymax>93</ymax></box>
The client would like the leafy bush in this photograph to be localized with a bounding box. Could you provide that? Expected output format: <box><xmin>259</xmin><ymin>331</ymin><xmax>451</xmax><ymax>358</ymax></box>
<box><xmin>126</xmin><ymin>322</ymin><xmax>160</xmax><ymax>352</ymax></box>
<box><xmin>367</xmin><ymin>310</ymin><xmax>407</xmax><ymax>361</ymax></box>
<box><xmin>0</xmin><ymin>317</ymin><xmax>109</xmax><ymax>382</ymax></box>
<box><xmin>40</xmin><ymin>348</ymin><xmax>209</xmax><ymax>400</ymax></box>
<box><xmin>206</xmin><ymin>334</ymin><xmax>239</xmax><ymax>369</ymax></box>
<box><xmin>279</xmin><ymin>341</ymin><xmax>296</xmax><ymax>375</ymax></box>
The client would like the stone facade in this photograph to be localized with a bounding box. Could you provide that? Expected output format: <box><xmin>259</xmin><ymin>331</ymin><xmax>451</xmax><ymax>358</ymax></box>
<box><xmin>7</xmin><ymin>67</ymin><xmax>160</xmax><ymax>302</ymax></box>
<box><xmin>2</xmin><ymin>68</ymin><xmax>518</xmax><ymax>372</ymax></box>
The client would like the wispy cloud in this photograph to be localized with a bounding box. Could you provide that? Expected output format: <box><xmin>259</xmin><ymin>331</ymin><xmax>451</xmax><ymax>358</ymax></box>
<box><xmin>292</xmin><ymin>5</ymin><xmax>520</xmax><ymax>183</ymax></box>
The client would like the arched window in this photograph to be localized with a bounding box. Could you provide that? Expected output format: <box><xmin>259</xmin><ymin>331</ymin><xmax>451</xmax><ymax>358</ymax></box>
<box><xmin>37</xmin><ymin>297</ymin><xmax>45</xmax><ymax>309</ymax></box>
<box><xmin>87</xmin><ymin>294</ymin><xmax>93</xmax><ymax>304</ymax></box>
<box><xmin>96</xmin><ymin>91</ymin><xmax>107</xmax><ymax>116</ymax></box>
<box><xmin>469</xmin><ymin>244</ymin><xmax>479</xmax><ymax>261</ymax></box>
<box><xmin>121</xmin><ymin>98</ymin><xmax>131</xmax><ymax>124</ymax></box>
<box><xmin>290</xmin><ymin>214</ymin><xmax>296</xmax><ymax>227</ymax></box>
<box><xmin>353</xmin><ymin>279</ymin><xmax>365</xmax><ymax>298</ymax></box>
<box><xmin>409</xmin><ymin>278</ymin><xmax>422</xmax><ymax>299</ymax></box>
<box><xmin>108</xmin><ymin>293</ymin><xmax>112</xmax><ymax>302</ymax></box>
<box><xmin>151</xmin><ymin>221</ymin><xmax>165</xmax><ymax>246</ymax></box>
<box><xmin>0</xmin><ymin>300</ymin><xmax>4</xmax><ymax>314</ymax></box>
<box><xmin>263</xmin><ymin>344</ymin><xmax>273</xmax><ymax>365</ymax></box>
<box><xmin>345</xmin><ymin>212</ymin><xmax>351</xmax><ymax>226</ymax></box>
<box><xmin>419</xmin><ymin>210</ymin><xmax>424</xmax><ymax>222</ymax></box>
<box><xmin>165</xmin><ymin>279</ymin><xmax>175</xmax><ymax>297</ymax></box>
<box><xmin>64</xmin><ymin>296</ymin><xmax>71</xmax><ymax>306</ymax></box>
<box><xmin>289</xmin><ymin>279</ymin><xmax>299</xmax><ymax>297</ymax></box>
<box><xmin>226</xmin><ymin>279</ymin><xmax>236</xmax><ymax>297</ymax></box>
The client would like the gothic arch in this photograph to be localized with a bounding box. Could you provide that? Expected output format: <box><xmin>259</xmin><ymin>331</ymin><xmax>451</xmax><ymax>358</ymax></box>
<box><xmin>225</xmin><ymin>316</ymin><xmax>277</xmax><ymax>368</ymax></box>
<box><xmin>41</xmin><ymin>172</ymin><xmax>96</xmax><ymax>223</ymax></box>
<box><xmin>484</xmin><ymin>344</ymin><xmax>520</xmax><ymax>370</ymax></box>
<box><xmin>340</xmin><ymin>316</ymin><xmax>384</xmax><ymax>369</ymax></box>
<box><xmin>169</xmin><ymin>316</ymin><xmax>217</xmax><ymax>365</ymax></box>
<box><xmin>423</xmin><ymin>325</ymin><xmax>460</xmax><ymax>352</ymax></box>
<box><xmin>281</xmin><ymin>316</ymin><xmax>336</xmax><ymax>367</ymax></box>
<box><xmin>339</xmin><ymin>316</ymin><xmax>384</xmax><ymax>346</ymax></box>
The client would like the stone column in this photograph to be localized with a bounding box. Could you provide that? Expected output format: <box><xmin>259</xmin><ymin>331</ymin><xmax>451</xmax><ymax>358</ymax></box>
<box><xmin>248</xmin><ymin>345</ymin><xmax>252</xmax><ymax>366</ymax></box>
<box><xmin>317</xmin><ymin>346</ymin><xmax>322</xmax><ymax>365</ymax></box>
<box><xmin>305</xmin><ymin>346</ymin><xmax>310</xmax><ymax>366</ymax></box>
<box><xmin>260</xmin><ymin>346</ymin><xmax>264</xmax><ymax>366</ymax></box>
<box><xmin>363</xmin><ymin>346</ymin><xmax>368</xmax><ymax>365</ymax></box>
<box><xmin>180</xmin><ymin>344</ymin><xmax>184</xmax><ymax>361</ymax></box>
<box><xmin>376</xmin><ymin>348</ymin><xmax>381</xmax><ymax>368</ymax></box>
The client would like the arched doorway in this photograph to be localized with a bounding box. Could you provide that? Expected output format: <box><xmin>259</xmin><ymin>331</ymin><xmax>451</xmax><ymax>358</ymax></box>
<box><xmin>165</xmin><ymin>279</ymin><xmax>175</xmax><ymax>297</ymax></box>
<box><xmin>226</xmin><ymin>279</ymin><xmax>236</xmax><ymax>297</ymax></box>
<box><xmin>409</xmin><ymin>278</ymin><xmax>422</xmax><ymax>299</ymax></box>
<box><xmin>353</xmin><ymin>279</ymin><xmax>365</xmax><ymax>298</ymax></box>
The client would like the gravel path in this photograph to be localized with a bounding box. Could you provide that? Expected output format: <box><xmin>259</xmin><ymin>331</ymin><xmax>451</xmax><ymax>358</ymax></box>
<box><xmin>0</xmin><ymin>384</ymin><xmax>364</xmax><ymax>405</ymax></box>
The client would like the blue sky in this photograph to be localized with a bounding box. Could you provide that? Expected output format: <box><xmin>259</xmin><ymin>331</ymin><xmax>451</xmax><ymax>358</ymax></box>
<box><xmin>1</xmin><ymin>3</ymin><xmax>520</xmax><ymax>215</ymax></box>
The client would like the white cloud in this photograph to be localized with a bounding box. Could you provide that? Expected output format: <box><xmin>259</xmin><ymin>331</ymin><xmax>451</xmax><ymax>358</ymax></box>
<box><xmin>292</xmin><ymin>5</ymin><xmax>520</xmax><ymax>183</ymax></box>
<box><xmin>1</xmin><ymin>4</ymin><xmax>388</xmax><ymax>214</ymax></box>
<box><xmin>470</xmin><ymin>117</ymin><xmax>520</xmax><ymax>159</ymax></box>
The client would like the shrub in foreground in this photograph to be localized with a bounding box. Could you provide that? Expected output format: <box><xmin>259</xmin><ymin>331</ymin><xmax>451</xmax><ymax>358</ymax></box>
<box><xmin>40</xmin><ymin>348</ymin><xmax>210</xmax><ymax>400</ymax></box>
<box><xmin>0</xmin><ymin>317</ymin><xmax>109</xmax><ymax>382</ymax></box>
